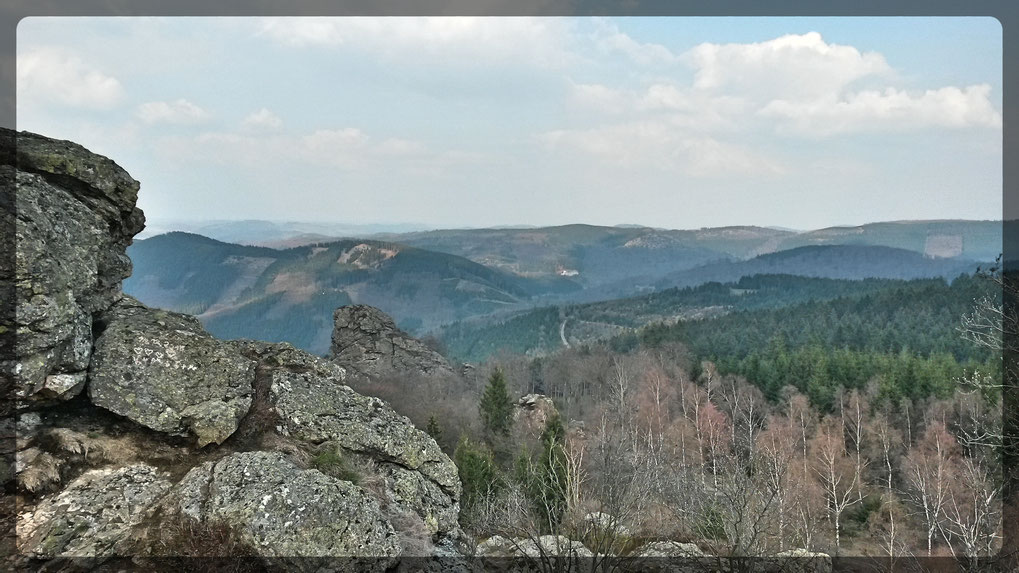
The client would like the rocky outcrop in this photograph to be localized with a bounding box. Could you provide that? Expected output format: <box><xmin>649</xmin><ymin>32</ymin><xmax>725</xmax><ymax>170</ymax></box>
<box><xmin>88</xmin><ymin>296</ymin><xmax>255</xmax><ymax>447</ymax></box>
<box><xmin>5</xmin><ymin>129</ymin><xmax>145</xmax><ymax>407</ymax></box>
<box><xmin>17</xmin><ymin>464</ymin><xmax>172</xmax><ymax>558</ymax></box>
<box><xmin>159</xmin><ymin>451</ymin><xmax>401</xmax><ymax>567</ymax></box>
<box><xmin>265</xmin><ymin>344</ymin><xmax>460</xmax><ymax>537</ymax></box>
<box><xmin>7</xmin><ymin>130</ymin><xmax>464</xmax><ymax>566</ymax></box>
<box><xmin>330</xmin><ymin>305</ymin><xmax>455</xmax><ymax>379</ymax></box>
<box><xmin>513</xmin><ymin>393</ymin><xmax>558</xmax><ymax>440</ymax></box>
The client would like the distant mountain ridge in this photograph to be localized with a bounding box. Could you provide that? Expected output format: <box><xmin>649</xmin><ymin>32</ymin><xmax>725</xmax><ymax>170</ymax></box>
<box><xmin>124</xmin><ymin>232</ymin><xmax>579</xmax><ymax>354</ymax></box>
<box><xmin>653</xmin><ymin>244</ymin><xmax>983</xmax><ymax>290</ymax></box>
<box><xmin>124</xmin><ymin>220</ymin><xmax>998</xmax><ymax>355</ymax></box>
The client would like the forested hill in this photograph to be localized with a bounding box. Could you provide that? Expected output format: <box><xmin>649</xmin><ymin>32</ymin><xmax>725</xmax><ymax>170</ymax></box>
<box><xmin>621</xmin><ymin>273</ymin><xmax>998</xmax><ymax>410</ymax></box>
<box><xmin>124</xmin><ymin>232</ymin><xmax>295</xmax><ymax>315</ymax></box>
<box><xmin>437</xmin><ymin>273</ymin><xmax>974</xmax><ymax>363</ymax></box>
<box><xmin>652</xmin><ymin>244</ymin><xmax>984</xmax><ymax>290</ymax></box>
<box><xmin>773</xmin><ymin>219</ymin><xmax>1001</xmax><ymax>261</ymax></box>
<box><xmin>124</xmin><ymin>231</ymin><xmax>581</xmax><ymax>354</ymax></box>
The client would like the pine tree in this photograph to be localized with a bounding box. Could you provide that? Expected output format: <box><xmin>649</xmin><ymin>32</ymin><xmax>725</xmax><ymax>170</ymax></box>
<box><xmin>454</xmin><ymin>435</ymin><xmax>498</xmax><ymax>513</ymax></box>
<box><xmin>480</xmin><ymin>368</ymin><xmax>514</xmax><ymax>436</ymax></box>
<box><xmin>426</xmin><ymin>415</ymin><xmax>442</xmax><ymax>443</ymax></box>
<box><xmin>535</xmin><ymin>414</ymin><xmax>568</xmax><ymax>530</ymax></box>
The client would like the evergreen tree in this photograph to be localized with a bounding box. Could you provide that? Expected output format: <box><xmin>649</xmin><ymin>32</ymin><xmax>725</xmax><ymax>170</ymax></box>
<box><xmin>535</xmin><ymin>414</ymin><xmax>569</xmax><ymax>530</ymax></box>
<box><xmin>426</xmin><ymin>415</ymin><xmax>442</xmax><ymax>443</ymax></box>
<box><xmin>480</xmin><ymin>368</ymin><xmax>514</xmax><ymax>436</ymax></box>
<box><xmin>453</xmin><ymin>435</ymin><xmax>498</xmax><ymax>514</ymax></box>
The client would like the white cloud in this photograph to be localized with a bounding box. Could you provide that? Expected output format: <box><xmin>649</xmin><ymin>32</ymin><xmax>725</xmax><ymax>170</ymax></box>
<box><xmin>539</xmin><ymin>122</ymin><xmax>783</xmax><ymax>177</ymax></box>
<box><xmin>17</xmin><ymin>46</ymin><xmax>124</xmax><ymax>109</ymax></box>
<box><xmin>159</xmin><ymin>126</ymin><xmax>483</xmax><ymax>176</ymax></box>
<box><xmin>257</xmin><ymin>17</ymin><xmax>576</xmax><ymax>68</ymax></box>
<box><xmin>761</xmin><ymin>84</ymin><xmax>1003</xmax><ymax>136</ymax></box>
<box><xmin>569</xmin><ymin>81</ymin><xmax>747</xmax><ymax>132</ymax></box>
<box><xmin>565</xmin><ymin>33</ymin><xmax>1000</xmax><ymax>142</ymax></box>
<box><xmin>242</xmin><ymin>108</ymin><xmax>284</xmax><ymax>130</ymax></box>
<box><xmin>684</xmin><ymin>32</ymin><xmax>890</xmax><ymax>100</ymax></box>
<box><xmin>569</xmin><ymin>82</ymin><xmax>633</xmax><ymax>114</ymax></box>
<box><xmin>589</xmin><ymin>18</ymin><xmax>680</xmax><ymax>66</ymax></box>
<box><xmin>136</xmin><ymin>99</ymin><xmax>210</xmax><ymax>124</ymax></box>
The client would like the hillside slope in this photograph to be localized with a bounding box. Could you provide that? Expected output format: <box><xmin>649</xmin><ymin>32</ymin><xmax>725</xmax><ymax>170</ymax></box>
<box><xmin>125</xmin><ymin>232</ymin><xmax>580</xmax><ymax>354</ymax></box>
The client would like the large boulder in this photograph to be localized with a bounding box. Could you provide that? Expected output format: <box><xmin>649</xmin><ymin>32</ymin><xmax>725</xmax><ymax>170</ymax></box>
<box><xmin>158</xmin><ymin>451</ymin><xmax>400</xmax><ymax>569</ymax></box>
<box><xmin>4</xmin><ymin>129</ymin><xmax>145</xmax><ymax>407</ymax></box>
<box><xmin>17</xmin><ymin>464</ymin><xmax>172</xmax><ymax>558</ymax></box>
<box><xmin>88</xmin><ymin>296</ymin><xmax>256</xmax><ymax>447</ymax></box>
<box><xmin>330</xmin><ymin>305</ymin><xmax>455</xmax><ymax>379</ymax></box>
<box><xmin>264</xmin><ymin>344</ymin><xmax>461</xmax><ymax>538</ymax></box>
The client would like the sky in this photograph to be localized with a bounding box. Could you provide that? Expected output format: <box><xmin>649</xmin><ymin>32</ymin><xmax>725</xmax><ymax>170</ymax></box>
<box><xmin>16</xmin><ymin>17</ymin><xmax>1003</xmax><ymax>231</ymax></box>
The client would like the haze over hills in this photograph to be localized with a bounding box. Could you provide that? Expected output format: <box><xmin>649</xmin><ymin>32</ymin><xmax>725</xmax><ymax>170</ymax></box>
<box><xmin>123</xmin><ymin>220</ymin><xmax>998</xmax><ymax>357</ymax></box>
<box><xmin>772</xmin><ymin>220</ymin><xmax>1001</xmax><ymax>261</ymax></box>
<box><xmin>135</xmin><ymin>218</ymin><xmax>433</xmax><ymax>244</ymax></box>
<box><xmin>124</xmin><ymin>232</ymin><xmax>580</xmax><ymax>354</ymax></box>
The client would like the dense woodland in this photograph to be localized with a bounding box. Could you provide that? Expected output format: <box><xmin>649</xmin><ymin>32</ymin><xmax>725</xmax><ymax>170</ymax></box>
<box><xmin>350</xmin><ymin>268</ymin><xmax>1010</xmax><ymax>567</ymax></box>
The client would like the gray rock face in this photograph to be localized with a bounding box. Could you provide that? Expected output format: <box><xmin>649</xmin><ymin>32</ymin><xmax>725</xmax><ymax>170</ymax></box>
<box><xmin>4</xmin><ymin>129</ymin><xmax>145</xmax><ymax>407</ymax></box>
<box><xmin>514</xmin><ymin>393</ymin><xmax>558</xmax><ymax>440</ymax></box>
<box><xmin>330</xmin><ymin>305</ymin><xmax>455</xmax><ymax>379</ymax></box>
<box><xmin>17</xmin><ymin>464</ymin><xmax>171</xmax><ymax>558</ymax></box>
<box><xmin>265</xmin><ymin>344</ymin><xmax>461</xmax><ymax>537</ymax></box>
<box><xmin>88</xmin><ymin>296</ymin><xmax>255</xmax><ymax>447</ymax></box>
<box><xmin>161</xmin><ymin>451</ymin><xmax>400</xmax><ymax>567</ymax></box>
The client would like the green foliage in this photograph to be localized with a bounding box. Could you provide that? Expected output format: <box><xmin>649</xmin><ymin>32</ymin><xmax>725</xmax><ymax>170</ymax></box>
<box><xmin>694</xmin><ymin>504</ymin><xmax>727</xmax><ymax>541</ymax></box>
<box><xmin>479</xmin><ymin>369</ymin><xmax>514</xmax><ymax>437</ymax></box>
<box><xmin>634</xmin><ymin>274</ymin><xmax>998</xmax><ymax>410</ymax></box>
<box><xmin>441</xmin><ymin>274</ymin><xmax>955</xmax><ymax>364</ymax></box>
<box><xmin>310</xmin><ymin>448</ymin><xmax>360</xmax><ymax>484</ymax></box>
<box><xmin>425</xmin><ymin>415</ymin><xmax>442</xmax><ymax>443</ymax></box>
<box><xmin>534</xmin><ymin>414</ymin><xmax>569</xmax><ymax>530</ymax></box>
<box><xmin>454</xmin><ymin>436</ymin><xmax>499</xmax><ymax>514</ymax></box>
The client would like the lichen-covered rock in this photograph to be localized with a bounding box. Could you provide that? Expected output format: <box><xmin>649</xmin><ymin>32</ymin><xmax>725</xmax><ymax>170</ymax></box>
<box><xmin>17</xmin><ymin>464</ymin><xmax>171</xmax><ymax>558</ymax></box>
<box><xmin>330</xmin><ymin>305</ymin><xmax>455</xmax><ymax>379</ymax></box>
<box><xmin>476</xmin><ymin>535</ymin><xmax>594</xmax><ymax>559</ymax></box>
<box><xmin>88</xmin><ymin>296</ymin><xmax>255</xmax><ymax>447</ymax></box>
<box><xmin>635</xmin><ymin>541</ymin><xmax>706</xmax><ymax>558</ymax></box>
<box><xmin>3</xmin><ymin>129</ymin><xmax>145</xmax><ymax>407</ymax></box>
<box><xmin>160</xmin><ymin>451</ymin><xmax>400</xmax><ymax>569</ymax></box>
<box><xmin>264</xmin><ymin>344</ymin><xmax>461</xmax><ymax>537</ymax></box>
<box><xmin>514</xmin><ymin>394</ymin><xmax>558</xmax><ymax>440</ymax></box>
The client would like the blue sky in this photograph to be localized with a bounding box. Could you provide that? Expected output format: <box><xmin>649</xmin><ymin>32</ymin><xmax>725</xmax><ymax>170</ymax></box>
<box><xmin>16</xmin><ymin>17</ymin><xmax>1002</xmax><ymax>230</ymax></box>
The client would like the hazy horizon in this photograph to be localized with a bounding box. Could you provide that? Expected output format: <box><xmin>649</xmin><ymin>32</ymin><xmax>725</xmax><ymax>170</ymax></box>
<box><xmin>17</xmin><ymin>17</ymin><xmax>1002</xmax><ymax>230</ymax></box>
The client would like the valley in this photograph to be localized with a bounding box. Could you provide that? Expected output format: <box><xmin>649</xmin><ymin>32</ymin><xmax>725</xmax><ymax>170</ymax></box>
<box><xmin>124</xmin><ymin>220</ymin><xmax>995</xmax><ymax>358</ymax></box>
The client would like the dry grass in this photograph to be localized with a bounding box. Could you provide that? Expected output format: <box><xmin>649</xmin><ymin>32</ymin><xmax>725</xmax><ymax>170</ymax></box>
<box><xmin>152</xmin><ymin>512</ymin><xmax>265</xmax><ymax>572</ymax></box>
<box><xmin>389</xmin><ymin>508</ymin><xmax>435</xmax><ymax>557</ymax></box>
<box><xmin>18</xmin><ymin>451</ymin><xmax>62</xmax><ymax>492</ymax></box>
